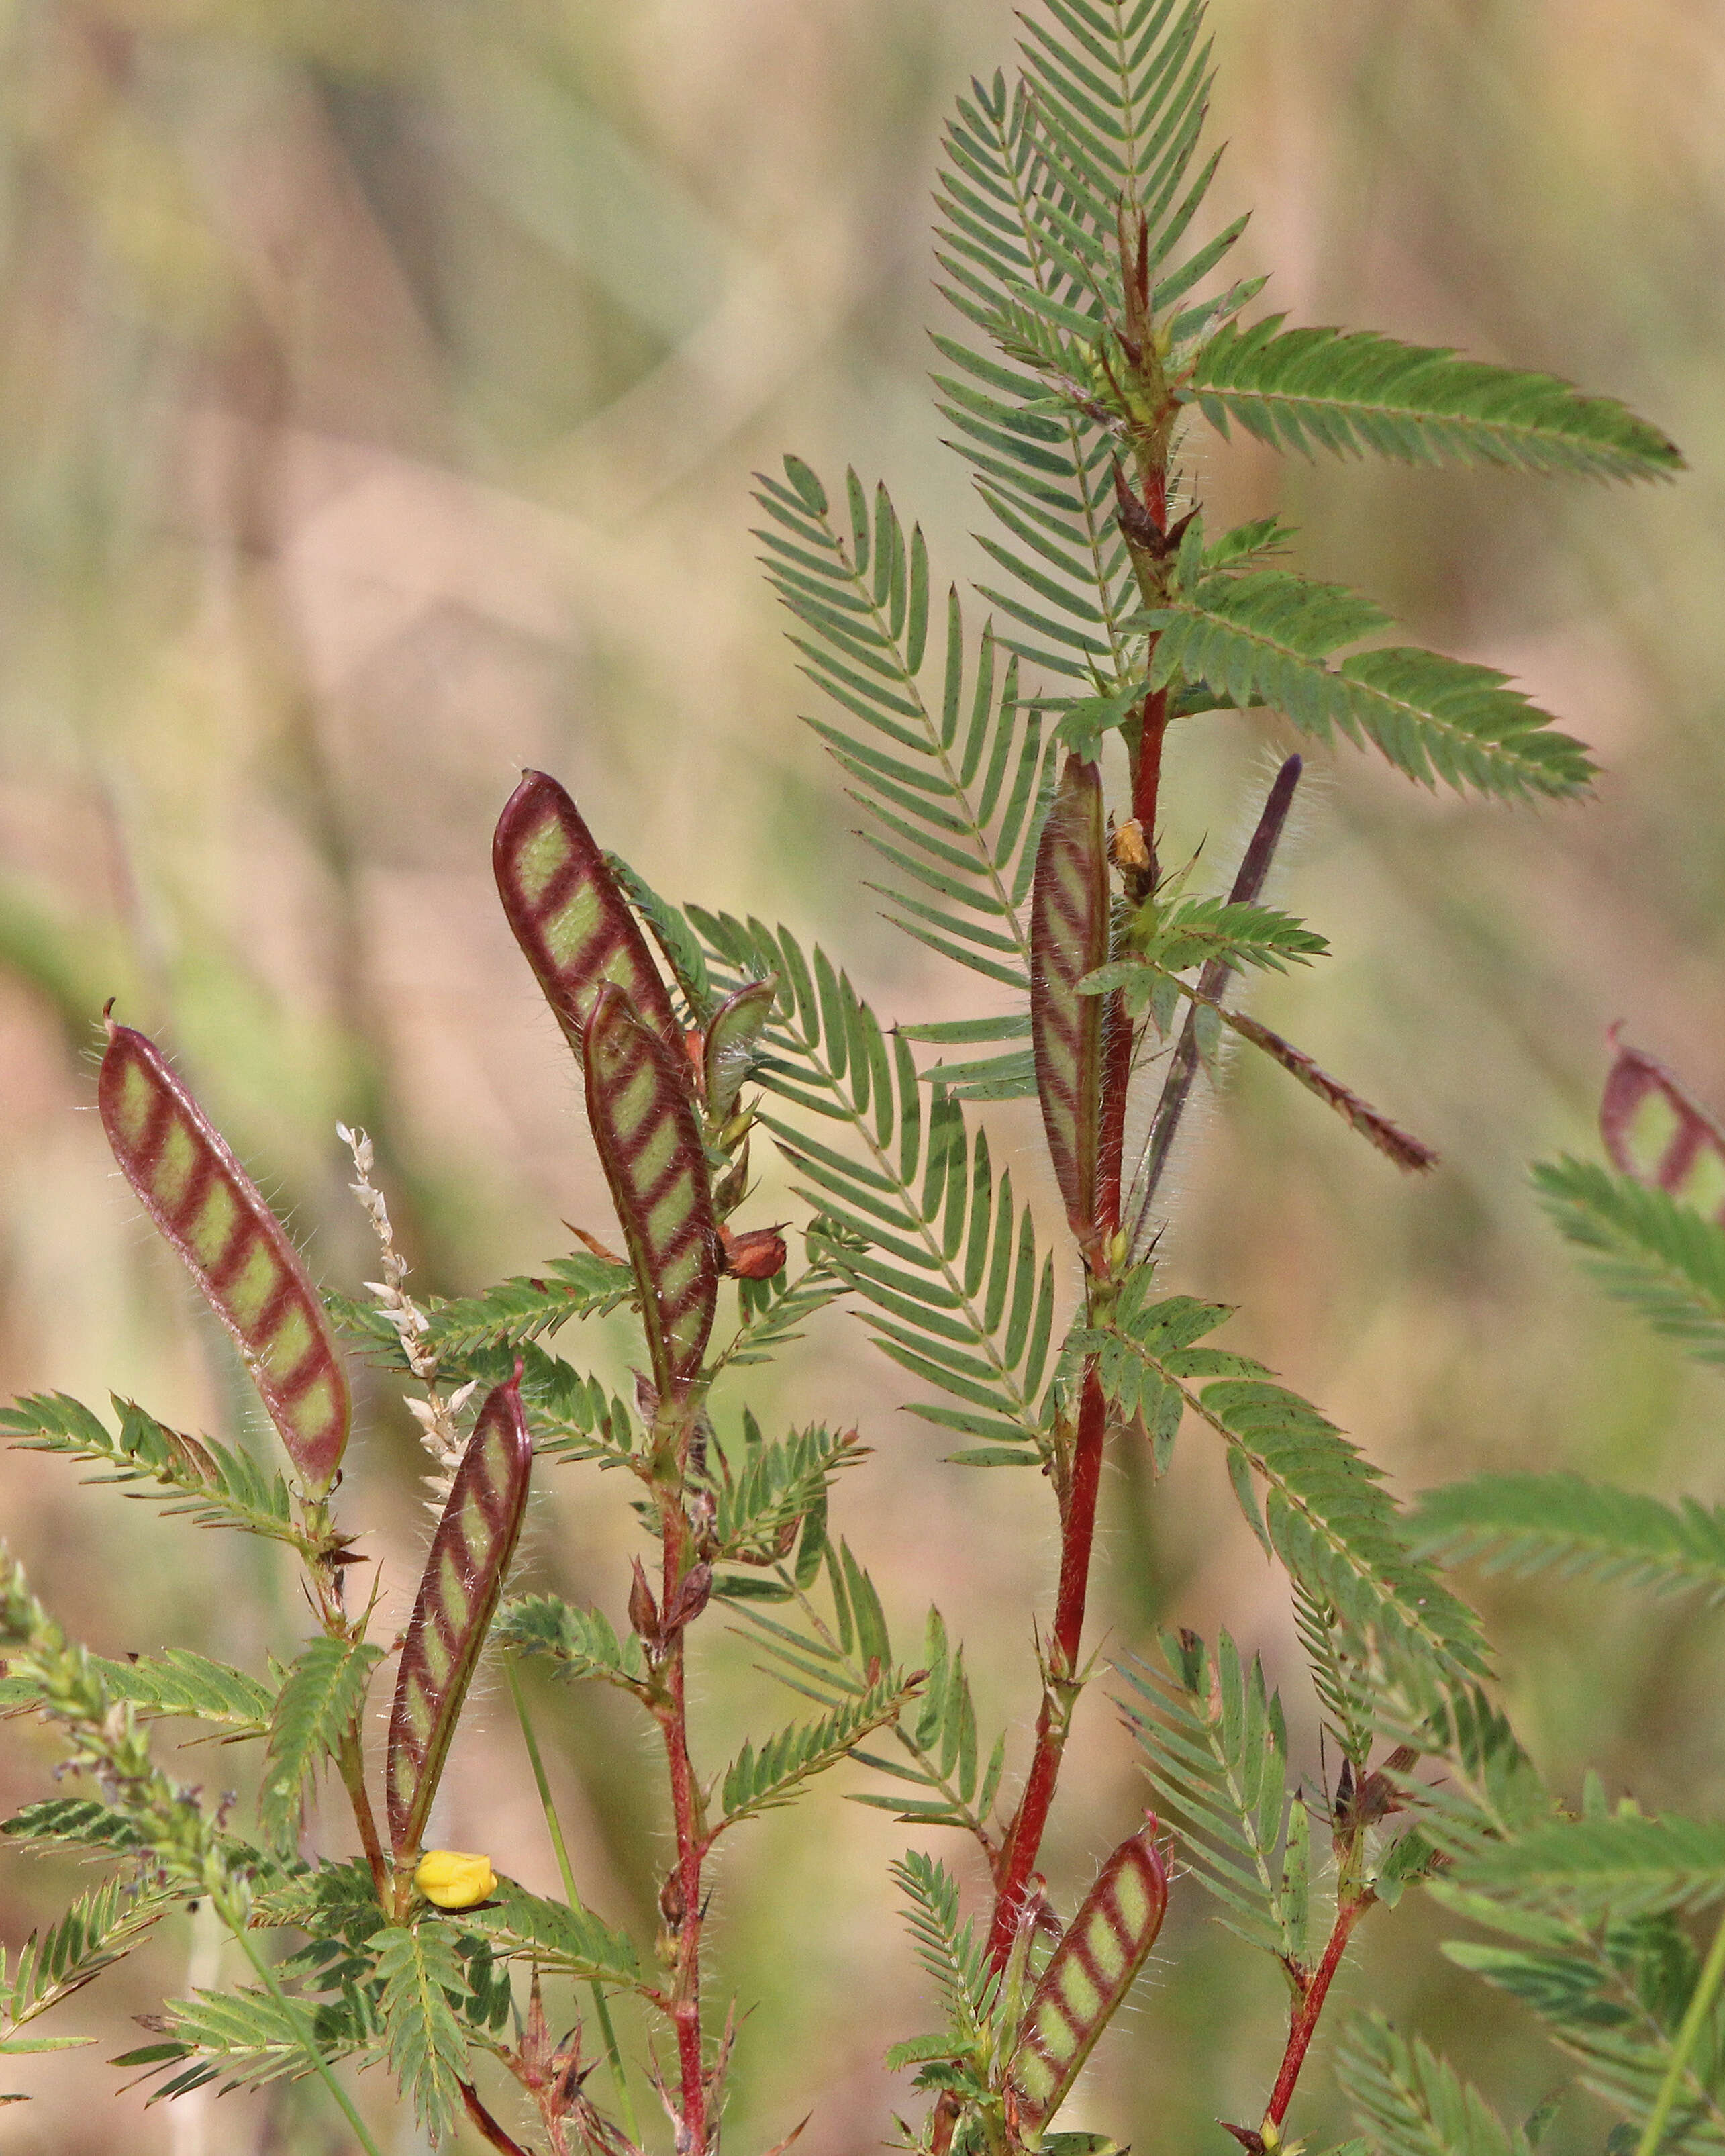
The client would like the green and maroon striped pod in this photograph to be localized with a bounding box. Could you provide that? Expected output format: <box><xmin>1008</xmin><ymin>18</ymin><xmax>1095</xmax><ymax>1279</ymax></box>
<box><xmin>493</xmin><ymin>769</ymin><xmax>685</xmax><ymax>1066</ymax></box>
<box><xmin>585</xmin><ymin>982</ymin><xmax>720</xmax><ymax>1394</ymax></box>
<box><xmin>1006</xmin><ymin>1822</ymin><xmax>1169</xmax><ymax>2135</ymax></box>
<box><xmin>97</xmin><ymin>1016</ymin><xmax>350</xmax><ymax>1494</ymax></box>
<box><xmin>1601</xmin><ymin>1028</ymin><xmax>1725</xmax><ymax>1222</ymax></box>
<box><xmin>1030</xmin><ymin>755</ymin><xmax>1110</xmax><ymax>1244</ymax></box>
<box><xmin>386</xmin><ymin>1374</ymin><xmax>533</xmax><ymax>1859</ymax></box>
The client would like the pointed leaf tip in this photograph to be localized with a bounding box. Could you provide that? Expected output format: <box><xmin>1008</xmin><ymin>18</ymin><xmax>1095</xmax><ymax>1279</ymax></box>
<box><xmin>1031</xmin><ymin>755</ymin><xmax>1110</xmax><ymax>1243</ymax></box>
<box><xmin>493</xmin><ymin>769</ymin><xmax>683</xmax><ymax>1065</ymax></box>
<box><xmin>96</xmin><ymin>1022</ymin><xmax>349</xmax><ymax>1492</ymax></box>
<box><xmin>387</xmin><ymin>1375</ymin><xmax>534</xmax><ymax>1859</ymax></box>
<box><xmin>585</xmin><ymin>983</ymin><xmax>720</xmax><ymax>1393</ymax></box>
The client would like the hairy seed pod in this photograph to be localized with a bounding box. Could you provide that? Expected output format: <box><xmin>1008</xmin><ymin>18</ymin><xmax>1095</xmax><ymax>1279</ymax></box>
<box><xmin>97</xmin><ymin>1016</ymin><xmax>350</xmax><ymax>1493</ymax></box>
<box><xmin>584</xmin><ymin>982</ymin><xmax>720</xmax><ymax>1395</ymax></box>
<box><xmin>493</xmin><ymin>769</ymin><xmax>685</xmax><ymax>1066</ymax></box>
<box><xmin>1601</xmin><ymin>1028</ymin><xmax>1725</xmax><ymax>1221</ymax></box>
<box><xmin>703</xmin><ymin>976</ymin><xmax>779</xmax><ymax>1124</ymax></box>
<box><xmin>387</xmin><ymin>1375</ymin><xmax>533</xmax><ymax>1859</ymax></box>
<box><xmin>1007</xmin><ymin>1822</ymin><xmax>1169</xmax><ymax>2135</ymax></box>
<box><xmin>1031</xmin><ymin>755</ymin><xmax>1110</xmax><ymax>1244</ymax></box>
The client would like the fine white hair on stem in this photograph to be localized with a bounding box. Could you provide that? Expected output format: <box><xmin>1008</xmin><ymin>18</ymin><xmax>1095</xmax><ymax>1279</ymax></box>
<box><xmin>338</xmin><ymin>1122</ymin><xmax>475</xmax><ymax>1513</ymax></box>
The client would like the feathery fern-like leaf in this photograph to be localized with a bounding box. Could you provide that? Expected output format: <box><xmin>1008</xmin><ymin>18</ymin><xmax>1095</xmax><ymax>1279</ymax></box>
<box><xmin>259</xmin><ymin>1637</ymin><xmax>385</xmax><ymax>1850</ymax></box>
<box><xmin>1410</xmin><ymin>1473</ymin><xmax>1725</xmax><ymax>1607</ymax></box>
<box><xmin>1185</xmin><ymin>319</ymin><xmax>1682</xmax><ymax>480</ymax></box>
<box><xmin>1</xmin><ymin>1876</ymin><xmax>176</xmax><ymax>2045</ymax></box>
<box><xmin>1142</xmin><ymin>568</ymin><xmax>1593</xmax><ymax>801</ymax></box>
<box><xmin>716</xmin><ymin>1665</ymin><xmax>921</xmax><ymax>1832</ymax></box>
<box><xmin>1336</xmin><ymin>2012</ymin><xmax>1535</xmax><ymax>2156</ymax></box>
<box><xmin>372</xmin><ymin>1921</ymin><xmax>469</xmax><ymax>2143</ymax></box>
<box><xmin>495</xmin><ymin>1595</ymin><xmax>649</xmax><ymax>1694</ymax></box>
<box><xmin>689</xmin><ymin>912</ymin><xmax>1058</xmax><ymax>1459</ymax></box>
<box><xmin>1116</xmin><ymin>1630</ymin><xmax>1303</xmax><ymax>1961</ymax></box>
<box><xmin>1534</xmin><ymin>1158</ymin><xmax>1725</xmax><ymax>1365</ymax></box>
<box><xmin>0</xmin><ymin>1393</ymin><xmax>297</xmax><ymax>1545</ymax></box>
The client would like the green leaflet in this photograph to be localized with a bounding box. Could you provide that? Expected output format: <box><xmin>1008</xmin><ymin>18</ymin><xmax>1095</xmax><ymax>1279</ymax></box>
<box><xmin>1186</xmin><ymin>317</ymin><xmax>1683</xmax><ymax>481</ymax></box>
<box><xmin>754</xmin><ymin>460</ymin><xmax>1043</xmax><ymax>997</ymax></box>
<box><xmin>493</xmin><ymin>767</ymin><xmax>685</xmax><ymax>1063</ymax></box>
<box><xmin>1336</xmin><ymin>2012</ymin><xmax>1535</xmax><ymax>2156</ymax></box>
<box><xmin>97</xmin><ymin>1020</ymin><xmax>350</xmax><ymax>1493</ymax></box>
<box><xmin>1142</xmin><ymin>569</ymin><xmax>1593</xmax><ymax>801</ymax></box>
<box><xmin>1007</xmin><ymin>1822</ymin><xmax>1169</xmax><ymax>2136</ymax></box>
<box><xmin>1030</xmin><ymin>754</ymin><xmax>1111</xmax><ymax>1242</ymax></box>
<box><xmin>260</xmin><ymin>1637</ymin><xmax>385</xmax><ymax>1851</ymax></box>
<box><xmin>1601</xmin><ymin>1034</ymin><xmax>1725</xmax><ymax>1224</ymax></box>
<box><xmin>1116</xmin><ymin>1630</ymin><xmax>1304</xmax><ymax>1963</ymax></box>
<box><xmin>1410</xmin><ymin>1472</ymin><xmax>1725</xmax><ymax>1607</ymax></box>
<box><xmin>1452</xmin><ymin>1815</ymin><xmax>1725</xmax><ymax>1924</ymax></box>
<box><xmin>372</xmin><ymin>1921</ymin><xmax>468</xmax><ymax>2143</ymax></box>
<box><xmin>1</xmin><ymin>1876</ymin><xmax>176</xmax><ymax>2046</ymax></box>
<box><xmin>386</xmin><ymin>1376</ymin><xmax>533</xmax><ymax>1859</ymax></box>
<box><xmin>495</xmin><ymin>1594</ymin><xmax>649</xmax><ymax>1694</ymax></box>
<box><xmin>0</xmin><ymin>1391</ymin><xmax>296</xmax><ymax>1543</ymax></box>
<box><xmin>1534</xmin><ymin>1158</ymin><xmax>1725</xmax><ymax>1366</ymax></box>
<box><xmin>583</xmin><ymin>981</ymin><xmax>720</xmax><ymax>1393</ymax></box>
<box><xmin>716</xmin><ymin>1665</ymin><xmax>920</xmax><ymax>1832</ymax></box>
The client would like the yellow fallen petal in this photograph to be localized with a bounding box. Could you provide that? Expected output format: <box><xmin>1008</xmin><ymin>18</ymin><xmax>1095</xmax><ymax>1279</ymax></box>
<box><xmin>413</xmin><ymin>1849</ymin><xmax>497</xmax><ymax>1910</ymax></box>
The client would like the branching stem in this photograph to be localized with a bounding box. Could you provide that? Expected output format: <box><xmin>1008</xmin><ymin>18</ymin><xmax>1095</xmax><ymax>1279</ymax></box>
<box><xmin>1263</xmin><ymin>1892</ymin><xmax>1374</xmax><ymax>2137</ymax></box>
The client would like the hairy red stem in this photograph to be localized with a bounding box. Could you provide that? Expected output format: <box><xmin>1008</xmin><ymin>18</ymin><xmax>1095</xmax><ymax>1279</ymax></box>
<box><xmin>987</xmin><ymin>1364</ymin><xmax>1110</xmax><ymax>1965</ymax></box>
<box><xmin>462</xmin><ymin>2079</ymin><xmax>535</xmax><ymax>2156</ymax></box>
<box><xmin>1131</xmin><ymin>685</ymin><xmax>1169</xmax><ymax>842</ymax></box>
<box><xmin>658</xmin><ymin>1486</ymin><xmax>708</xmax><ymax>2149</ymax></box>
<box><xmin>1264</xmin><ymin>1894</ymin><xmax>1373</xmax><ymax>2131</ymax></box>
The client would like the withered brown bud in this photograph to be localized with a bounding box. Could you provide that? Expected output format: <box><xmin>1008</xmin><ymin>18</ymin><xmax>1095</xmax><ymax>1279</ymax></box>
<box><xmin>666</xmin><ymin>1561</ymin><xmax>713</xmax><ymax>1633</ymax></box>
<box><xmin>628</xmin><ymin>1557</ymin><xmax>660</xmax><ymax>1645</ymax></box>
<box><xmin>718</xmin><ymin>1224</ymin><xmax>788</xmax><ymax>1280</ymax></box>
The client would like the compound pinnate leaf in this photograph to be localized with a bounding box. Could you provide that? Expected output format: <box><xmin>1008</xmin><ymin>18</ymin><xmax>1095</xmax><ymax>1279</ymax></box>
<box><xmin>1030</xmin><ymin>755</ymin><xmax>1110</xmax><ymax>1244</ymax></box>
<box><xmin>97</xmin><ymin>1018</ymin><xmax>349</xmax><ymax>1494</ymax></box>
<box><xmin>387</xmin><ymin>1375</ymin><xmax>533</xmax><ymax>1859</ymax></box>
<box><xmin>493</xmin><ymin>769</ymin><xmax>684</xmax><ymax>1065</ymax></box>
<box><xmin>584</xmin><ymin>982</ymin><xmax>720</xmax><ymax>1393</ymax></box>
<box><xmin>1007</xmin><ymin>1822</ymin><xmax>1169</xmax><ymax>2133</ymax></box>
<box><xmin>1601</xmin><ymin>1030</ymin><xmax>1725</xmax><ymax>1222</ymax></box>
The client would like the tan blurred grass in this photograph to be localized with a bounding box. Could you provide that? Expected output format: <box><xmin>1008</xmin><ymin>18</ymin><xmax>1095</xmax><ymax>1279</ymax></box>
<box><xmin>0</xmin><ymin>1</ymin><xmax>1720</xmax><ymax>2151</ymax></box>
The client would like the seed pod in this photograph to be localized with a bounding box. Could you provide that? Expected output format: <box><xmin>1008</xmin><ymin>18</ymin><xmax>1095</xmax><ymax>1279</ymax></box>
<box><xmin>1007</xmin><ymin>1822</ymin><xmax>1169</xmax><ymax>2135</ymax></box>
<box><xmin>97</xmin><ymin>1017</ymin><xmax>350</xmax><ymax>1493</ymax></box>
<box><xmin>584</xmin><ymin>983</ymin><xmax>720</xmax><ymax>1395</ymax></box>
<box><xmin>387</xmin><ymin>1375</ymin><xmax>533</xmax><ymax>1859</ymax></box>
<box><xmin>703</xmin><ymin>977</ymin><xmax>779</xmax><ymax>1124</ymax></box>
<box><xmin>493</xmin><ymin>769</ymin><xmax>684</xmax><ymax>1066</ymax></box>
<box><xmin>1030</xmin><ymin>755</ymin><xmax>1110</xmax><ymax>1244</ymax></box>
<box><xmin>1601</xmin><ymin>1028</ymin><xmax>1725</xmax><ymax>1221</ymax></box>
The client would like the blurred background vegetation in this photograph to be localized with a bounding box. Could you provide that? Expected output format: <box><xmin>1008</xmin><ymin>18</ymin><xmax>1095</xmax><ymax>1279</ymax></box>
<box><xmin>0</xmin><ymin>0</ymin><xmax>1719</xmax><ymax>2149</ymax></box>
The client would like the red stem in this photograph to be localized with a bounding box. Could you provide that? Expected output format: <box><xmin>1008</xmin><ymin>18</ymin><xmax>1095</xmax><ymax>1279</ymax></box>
<box><xmin>1264</xmin><ymin>1895</ymin><xmax>1373</xmax><ymax>2130</ymax></box>
<box><xmin>462</xmin><ymin>2079</ymin><xmax>535</xmax><ymax>2156</ymax></box>
<box><xmin>1132</xmin><ymin>684</ymin><xmax>1169</xmax><ymax>841</ymax></box>
<box><xmin>659</xmin><ymin>1493</ymin><xmax>708</xmax><ymax>2149</ymax></box>
<box><xmin>986</xmin><ymin>1363</ymin><xmax>1110</xmax><ymax>1965</ymax></box>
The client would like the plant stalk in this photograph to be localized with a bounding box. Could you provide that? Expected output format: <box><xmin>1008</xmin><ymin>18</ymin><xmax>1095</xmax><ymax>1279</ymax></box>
<box><xmin>987</xmin><ymin>1362</ymin><xmax>1109</xmax><ymax>1965</ymax></box>
<box><xmin>229</xmin><ymin>1918</ymin><xmax>384</xmax><ymax>2156</ymax></box>
<box><xmin>1263</xmin><ymin>1892</ymin><xmax>1373</xmax><ymax>2136</ymax></box>
<box><xmin>461</xmin><ymin>2079</ymin><xmax>536</xmax><ymax>2156</ymax></box>
<box><xmin>1634</xmin><ymin>1898</ymin><xmax>1725</xmax><ymax>2156</ymax></box>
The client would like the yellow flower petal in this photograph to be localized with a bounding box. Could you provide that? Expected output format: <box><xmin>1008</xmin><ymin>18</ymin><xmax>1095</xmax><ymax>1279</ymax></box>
<box><xmin>413</xmin><ymin>1849</ymin><xmax>497</xmax><ymax>1910</ymax></box>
